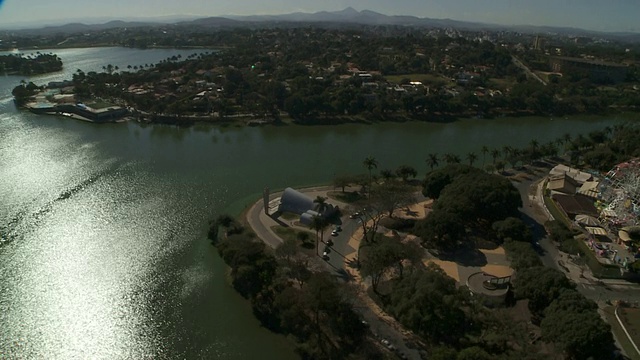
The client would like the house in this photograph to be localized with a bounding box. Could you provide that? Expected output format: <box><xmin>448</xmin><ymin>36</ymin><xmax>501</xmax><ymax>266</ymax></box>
<box><xmin>552</xmin><ymin>194</ymin><xmax>599</xmax><ymax>219</ymax></box>
<box><xmin>549</xmin><ymin>164</ymin><xmax>593</xmax><ymax>184</ymax></box>
<box><xmin>547</xmin><ymin>173</ymin><xmax>580</xmax><ymax>195</ymax></box>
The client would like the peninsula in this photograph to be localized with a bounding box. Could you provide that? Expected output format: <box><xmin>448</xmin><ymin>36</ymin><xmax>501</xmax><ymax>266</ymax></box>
<box><xmin>1</xmin><ymin>52</ymin><xmax>63</xmax><ymax>75</ymax></box>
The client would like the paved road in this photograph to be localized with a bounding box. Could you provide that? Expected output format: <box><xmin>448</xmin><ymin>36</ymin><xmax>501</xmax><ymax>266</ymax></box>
<box><xmin>247</xmin><ymin>187</ymin><xmax>422</xmax><ymax>359</ymax></box>
<box><xmin>247</xmin><ymin>194</ymin><xmax>286</xmax><ymax>248</ymax></box>
<box><xmin>514</xmin><ymin>170</ymin><xmax>640</xmax><ymax>305</ymax></box>
<box><xmin>512</xmin><ymin>56</ymin><xmax>548</xmax><ymax>86</ymax></box>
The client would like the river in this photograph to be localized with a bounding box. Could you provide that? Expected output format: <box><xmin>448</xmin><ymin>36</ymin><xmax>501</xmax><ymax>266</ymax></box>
<box><xmin>0</xmin><ymin>47</ymin><xmax>630</xmax><ymax>359</ymax></box>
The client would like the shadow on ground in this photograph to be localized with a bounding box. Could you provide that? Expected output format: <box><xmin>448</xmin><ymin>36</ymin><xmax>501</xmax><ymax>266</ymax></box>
<box><xmin>439</xmin><ymin>248</ymin><xmax>488</xmax><ymax>267</ymax></box>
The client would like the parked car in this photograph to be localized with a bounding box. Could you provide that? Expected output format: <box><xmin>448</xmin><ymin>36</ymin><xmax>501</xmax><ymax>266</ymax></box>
<box><xmin>349</xmin><ymin>212</ymin><xmax>361</xmax><ymax>219</ymax></box>
<box><xmin>325</xmin><ymin>239</ymin><xmax>334</xmax><ymax>246</ymax></box>
<box><xmin>334</xmin><ymin>225</ymin><xmax>342</xmax><ymax>232</ymax></box>
<box><xmin>331</xmin><ymin>230</ymin><xmax>339</xmax><ymax>236</ymax></box>
<box><xmin>322</xmin><ymin>252</ymin><xmax>329</xmax><ymax>261</ymax></box>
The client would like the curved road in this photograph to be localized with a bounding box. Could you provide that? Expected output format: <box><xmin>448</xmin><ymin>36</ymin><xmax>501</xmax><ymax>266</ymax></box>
<box><xmin>246</xmin><ymin>186</ymin><xmax>423</xmax><ymax>360</ymax></box>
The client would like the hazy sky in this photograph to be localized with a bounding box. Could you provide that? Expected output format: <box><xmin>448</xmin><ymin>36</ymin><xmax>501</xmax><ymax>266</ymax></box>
<box><xmin>0</xmin><ymin>0</ymin><xmax>637</xmax><ymax>32</ymax></box>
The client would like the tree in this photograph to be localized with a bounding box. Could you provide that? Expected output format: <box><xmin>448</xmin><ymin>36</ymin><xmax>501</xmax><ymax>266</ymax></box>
<box><xmin>387</xmin><ymin>265</ymin><xmax>469</xmax><ymax>345</ymax></box>
<box><xmin>360</xmin><ymin>236</ymin><xmax>400</xmax><ymax>293</ymax></box>
<box><xmin>395</xmin><ymin>165</ymin><xmax>417</xmax><ymax>182</ymax></box>
<box><xmin>275</xmin><ymin>238</ymin><xmax>299</xmax><ymax>263</ymax></box>
<box><xmin>492</xmin><ymin>217</ymin><xmax>532</xmax><ymax>243</ymax></box>
<box><xmin>514</xmin><ymin>266</ymin><xmax>576</xmax><ymax>316</ymax></box>
<box><xmin>313</xmin><ymin>195</ymin><xmax>329</xmax><ymax>214</ymax></box>
<box><xmin>371</xmin><ymin>180</ymin><xmax>415</xmax><ymax>218</ymax></box>
<box><xmin>414</xmin><ymin>209</ymin><xmax>466</xmax><ymax>251</ymax></box>
<box><xmin>430</xmin><ymin>346</ymin><xmax>458</xmax><ymax>360</ymax></box>
<box><xmin>529</xmin><ymin>139</ymin><xmax>539</xmax><ymax>157</ymax></box>
<box><xmin>332</xmin><ymin>175</ymin><xmax>353</xmax><ymax>193</ymax></box>
<box><xmin>480</xmin><ymin>146</ymin><xmax>489</xmax><ymax>166</ymax></box>
<box><xmin>443</xmin><ymin>153</ymin><xmax>461</xmax><ymax>164</ymax></box>
<box><xmin>490</xmin><ymin>149</ymin><xmax>501</xmax><ymax>164</ymax></box>
<box><xmin>434</xmin><ymin>172</ymin><xmax>522</xmax><ymax>224</ymax></box>
<box><xmin>562</xmin><ymin>133</ymin><xmax>572</xmax><ymax>150</ymax></box>
<box><xmin>422</xmin><ymin>164</ymin><xmax>481</xmax><ymax>199</ymax></box>
<box><xmin>466</xmin><ymin>152</ymin><xmax>477</xmax><ymax>167</ymax></box>
<box><xmin>310</xmin><ymin>215</ymin><xmax>329</xmax><ymax>256</ymax></box>
<box><xmin>426</xmin><ymin>153</ymin><xmax>439</xmax><ymax>171</ymax></box>
<box><xmin>363</xmin><ymin>156</ymin><xmax>378</xmax><ymax>192</ymax></box>
<box><xmin>541</xmin><ymin>290</ymin><xmax>614</xmax><ymax>360</ymax></box>
<box><xmin>217</xmin><ymin>234</ymin><xmax>278</xmax><ymax>298</ymax></box>
<box><xmin>502</xmin><ymin>145</ymin><xmax>513</xmax><ymax>162</ymax></box>
<box><xmin>456</xmin><ymin>347</ymin><xmax>492</xmax><ymax>360</ymax></box>
<box><xmin>503</xmin><ymin>240</ymin><xmax>542</xmax><ymax>271</ymax></box>
<box><xmin>11</xmin><ymin>82</ymin><xmax>39</xmax><ymax>105</ymax></box>
<box><xmin>380</xmin><ymin>169</ymin><xmax>395</xmax><ymax>180</ymax></box>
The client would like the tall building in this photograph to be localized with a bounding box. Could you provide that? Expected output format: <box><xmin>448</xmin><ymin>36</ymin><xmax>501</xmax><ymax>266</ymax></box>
<box><xmin>533</xmin><ymin>36</ymin><xmax>545</xmax><ymax>51</ymax></box>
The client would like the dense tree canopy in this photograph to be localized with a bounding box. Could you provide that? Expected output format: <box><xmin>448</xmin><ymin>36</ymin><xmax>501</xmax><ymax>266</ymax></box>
<box><xmin>422</xmin><ymin>164</ymin><xmax>482</xmax><ymax>199</ymax></box>
<box><xmin>434</xmin><ymin>172</ymin><xmax>522</xmax><ymax>224</ymax></box>
<box><xmin>386</xmin><ymin>265</ymin><xmax>470</xmax><ymax>345</ymax></box>
<box><xmin>503</xmin><ymin>240</ymin><xmax>542</xmax><ymax>271</ymax></box>
<box><xmin>413</xmin><ymin>209</ymin><xmax>467</xmax><ymax>251</ymax></box>
<box><xmin>370</xmin><ymin>180</ymin><xmax>415</xmax><ymax>217</ymax></box>
<box><xmin>513</xmin><ymin>266</ymin><xmax>576</xmax><ymax>316</ymax></box>
<box><xmin>360</xmin><ymin>235</ymin><xmax>423</xmax><ymax>291</ymax></box>
<box><xmin>541</xmin><ymin>291</ymin><xmax>614</xmax><ymax>360</ymax></box>
<box><xmin>492</xmin><ymin>217</ymin><xmax>532</xmax><ymax>243</ymax></box>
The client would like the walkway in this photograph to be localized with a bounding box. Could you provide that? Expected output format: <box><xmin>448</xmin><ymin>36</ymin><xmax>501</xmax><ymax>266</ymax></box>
<box><xmin>245</xmin><ymin>186</ymin><xmax>422</xmax><ymax>360</ymax></box>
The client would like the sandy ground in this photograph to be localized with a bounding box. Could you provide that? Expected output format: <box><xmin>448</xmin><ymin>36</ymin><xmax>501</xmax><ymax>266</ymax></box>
<box><xmin>392</xmin><ymin>199</ymin><xmax>433</xmax><ymax>219</ymax></box>
<box><xmin>347</xmin><ymin>212</ymin><xmax>513</xmax><ymax>285</ymax></box>
<box><xmin>480</xmin><ymin>264</ymin><xmax>514</xmax><ymax>277</ymax></box>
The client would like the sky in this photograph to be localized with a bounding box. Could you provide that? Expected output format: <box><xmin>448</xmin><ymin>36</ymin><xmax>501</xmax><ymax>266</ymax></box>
<box><xmin>0</xmin><ymin>0</ymin><xmax>638</xmax><ymax>33</ymax></box>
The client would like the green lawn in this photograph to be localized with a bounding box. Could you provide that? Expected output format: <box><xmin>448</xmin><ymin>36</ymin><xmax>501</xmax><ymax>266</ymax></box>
<box><xmin>271</xmin><ymin>226</ymin><xmax>315</xmax><ymax>250</ymax></box>
<box><xmin>85</xmin><ymin>100</ymin><xmax>115</xmax><ymax>109</ymax></box>
<box><xmin>619</xmin><ymin>307</ymin><xmax>640</xmax><ymax>348</ymax></box>
<box><xmin>488</xmin><ymin>77</ymin><xmax>517</xmax><ymax>90</ymax></box>
<box><xmin>604</xmin><ymin>306</ymin><xmax>640</xmax><ymax>360</ymax></box>
<box><xmin>280</xmin><ymin>211</ymin><xmax>300</xmax><ymax>221</ymax></box>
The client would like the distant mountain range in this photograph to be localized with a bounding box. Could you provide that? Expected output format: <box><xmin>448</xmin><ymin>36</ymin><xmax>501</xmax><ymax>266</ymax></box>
<box><xmin>5</xmin><ymin>8</ymin><xmax>640</xmax><ymax>42</ymax></box>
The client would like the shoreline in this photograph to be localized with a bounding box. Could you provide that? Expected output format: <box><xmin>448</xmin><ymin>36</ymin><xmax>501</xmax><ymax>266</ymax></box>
<box><xmin>18</xmin><ymin>100</ymin><xmax>638</xmax><ymax>127</ymax></box>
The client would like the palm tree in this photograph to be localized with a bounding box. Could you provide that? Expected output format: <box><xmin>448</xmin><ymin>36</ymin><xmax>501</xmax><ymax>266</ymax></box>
<box><xmin>313</xmin><ymin>196</ymin><xmax>328</xmax><ymax>215</ymax></box>
<box><xmin>555</xmin><ymin>138</ymin><xmax>564</xmax><ymax>148</ymax></box>
<box><xmin>502</xmin><ymin>145</ymin><xmax>513</xmax><ymax>161</ymax></box>
<box><xmin>426</xmin><ymin>153</ymin><xmax>439</xmax><ymax>171</ymax></box>
<box><xmin>510</xmin><ymin>148</ymin><xmax>522</xmax><ymax>168</ymax></box>
<box><xmin>562</xmin><ymin>133</ymin><xmax>572</xmax><ymax>151</ymax></box>
<box><xmin>466</xmin><ymin>152</ymin><xmax>477</xmax><ymax>167</ymax></box>
<box><xmin>545</xmin><ymin>142</ymin><xmax>558</xmax><ymax>158</ymax></box>
<box><xmin>443</xmin><ymin>153</ymin><xmax>460</xmax><ymax>165</ymax></box>
<box><xmin>310</xmin><ymin>215</ymin><xmax>329</xmax><ymax>256</ymax></box>
<box><xmin>574</xmin><ymin>134</ymin><xmax>587</xmax><ymax>150</ymax></box>
<box><xmin>363</xmin><ymin>156</ymin><xmax>378</xmax><ymax>193</ymax></box>
<box><xmin>481</xmin><ymin>146</ymin><xmax>489</xmax><ymax>166</ymax></box>
<box><xmin>490</xmin><ymin>149</ymin><xmax>500</xmax><ymax>164</ymax></box>
<box><xmin>529</xmin><ymin>139</ymin><xmax>539</xmax><ymax>154</ymax></box>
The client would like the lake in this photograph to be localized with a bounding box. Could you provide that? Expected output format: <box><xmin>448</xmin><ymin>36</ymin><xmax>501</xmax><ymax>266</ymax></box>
<box><xmin>0</xmin><ymin>47</ymin><xmax>629</xmax><ymax>359</ymax></box>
